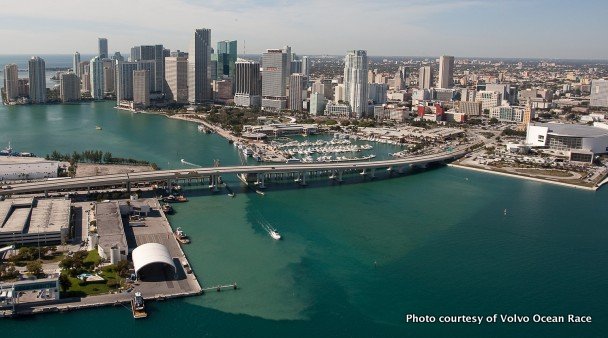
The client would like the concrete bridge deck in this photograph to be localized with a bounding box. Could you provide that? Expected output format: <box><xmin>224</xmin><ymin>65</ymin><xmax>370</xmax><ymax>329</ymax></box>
<box><xmin>0</xmin><ymin>147</ymin><xmax>470</xmax><ymax>196</ymax></box>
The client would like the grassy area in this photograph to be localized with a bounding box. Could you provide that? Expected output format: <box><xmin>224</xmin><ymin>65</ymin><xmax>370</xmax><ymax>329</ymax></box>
<box><xmin>83</xmin><ymin>250</ymin><xmax>101</xmax><ymax>266</ymax></box>
<box><xmin>62</xmin><ymin>260</ymin><xmax>122</xmax><ymax>298</ymax></box>
<box><xmin>516</xmin><ymin>168</ymin><xmax>575</xmax><ymax>177</ymax></box>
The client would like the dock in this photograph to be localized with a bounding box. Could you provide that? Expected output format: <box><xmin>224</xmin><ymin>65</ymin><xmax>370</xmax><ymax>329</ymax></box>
<box><xmin>201</xmin><ymin>283</ymin><xmax>239</xmax><ymax>294</ymax></box>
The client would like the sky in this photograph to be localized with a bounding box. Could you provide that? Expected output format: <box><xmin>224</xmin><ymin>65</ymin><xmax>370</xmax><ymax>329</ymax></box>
<box><xmin>0</xmin><ymin>0</ymin><xmax>606</xmax><ymax>59</ymax></box>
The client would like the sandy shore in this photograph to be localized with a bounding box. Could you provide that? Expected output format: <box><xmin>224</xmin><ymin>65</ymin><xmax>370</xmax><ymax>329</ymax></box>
<box><xmin>448</xmin><ymin>163</ymin><xmax>598</xmax><ymax>191</ymax></box>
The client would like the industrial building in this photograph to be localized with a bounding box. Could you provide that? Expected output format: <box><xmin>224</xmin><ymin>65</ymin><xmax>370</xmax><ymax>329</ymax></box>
<box><xmin>0</xmin><ymin>198</ymin><xmax>70</xmax><ymax>246</ymax></box>
<box><xmin>0</xmin><ymin>157</ymin><xmax>60</xmax><ymax>181</ymax></box>
<box><xmin>92</xmin><ymin>201</ymin><xmax>128</xmax><ymax>264</ymax></box>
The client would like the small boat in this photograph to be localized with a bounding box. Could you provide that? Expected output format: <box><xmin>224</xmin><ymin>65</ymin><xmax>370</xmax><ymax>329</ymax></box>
<box><xmin>131</xmin><ymin>292</ymin><xmax>148</xmax><ymax>319</ymax></box>
<box><xmin>95</xmin><ymin>126</ymin><xmax>102</xmax><ymax>130</ymax></box>
<box><xmin>175</xmin><ymin>195</ymin><xmax>188</xmax><ymax>202</ymax></box>
<box><xmin>174</xmin><ymin>227</ymin><xmax>191</xmax><ymax>244</ymax></box>
<box><xmin>243</xmin><ymin>148</ymin><xmax>254</xmax><ymax>157</ymax></box>
<box><xmin>228</xmin><ymin>193</ymin><xmax>235</xmax><ymax>198</ymax></box>
<box><xmin>197</xmin><ymin>125</ymin><xmax>206</xmax><ymax>132</ymax></box>
<box><xmin>161</xmin><ymin>203</ymin><xmax>173</xmax><ymax>214</ymax></box>
<box><xmin>269</xmin><ymin>229</ymin><xmax>281</xmax><ymax>240</ymax></box>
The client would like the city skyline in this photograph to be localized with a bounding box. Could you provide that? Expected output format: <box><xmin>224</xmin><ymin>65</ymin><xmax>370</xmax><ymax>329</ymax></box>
<box><xmin>0</xmin><ymin>0</ymin><xmax>607</xmax><ymax>59</ymax></box>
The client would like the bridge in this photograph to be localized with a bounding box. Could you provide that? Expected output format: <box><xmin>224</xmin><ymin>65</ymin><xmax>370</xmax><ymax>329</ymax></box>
<box><xmin>0</xmin><ymin>147</ymin><xmax>470</xmax><ymax>196</ymax></box>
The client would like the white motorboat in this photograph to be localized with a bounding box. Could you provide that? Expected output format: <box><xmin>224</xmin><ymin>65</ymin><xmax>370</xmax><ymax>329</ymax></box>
<box><xmin>269</xmin><ymin>230</ymin><xmax>281</xmax><ymax>240</ymax></box>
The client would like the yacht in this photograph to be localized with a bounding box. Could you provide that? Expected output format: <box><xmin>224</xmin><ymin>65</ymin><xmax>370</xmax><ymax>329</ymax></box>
<box><xmin>174</xmin><ymin>227</ymin><xmax>191</xmax><ymax>244</ymax></box>
<box><xmin>243</xmin><ymin>148</ymin><xmax>254</xmax><ymax>157</ymax></box>
<box><xmin>95</xmin><ymin>126</ymin><xmax>102</xmax><ymax>130</ymax></box>
<box><xmin>197</xmin><ymin>125</ymin><xmax>205</xmax><ymax>132</ymax></box>
<box><xmin>269</xmin><ymin>229</ymin><xmax>282</xmax><ymax>240</ymax></box>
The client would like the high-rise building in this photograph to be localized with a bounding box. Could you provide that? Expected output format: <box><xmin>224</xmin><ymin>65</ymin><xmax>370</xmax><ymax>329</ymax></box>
<box><xmin>98</xmin><ymin>38</ymin><xmax>108</xmax><ymax>58</ymax></box>
<box><xmin>112</xmin><ymin>52</ymin><xmax>124</xmax><ymax>62</ymax></box>
<box><xmin>103</xmin><ymin>66</ymin><xmax>115</xmax><ymax>94</ymax></box>
<box><xmin>116</xmin><ymin>61</ymin><xmax>138</xmax><ymax>103</ymax></box>
<box><xmin>28</xmin><ymin>56</ymin><xmax>46</xmax><ymax>103</ymax></box>
<box><xmin>368</xmin><ymin>83</ymin><xmax>388</xmax><ymax>104</ymax></box>
<box><xmin>289</xmin><ymin>73</ymin><xmax>307</xmax><ymax>111</ymax></box>
<box><xmin>164</xmin><ymin>56</ymin><xmax>188</xmax><ymax>104</ymax></box>
<box><xmin>216</xmin><ymin>40</ymin><xmax>237</xmax><ymax>79</ymax></box>
<box><xmin>89</xmin><ymin>56</ymin><xmax>105</xmax><ymax>99</ymax></box>
<box><xmin>133</xmin><ymin>69</ymin><xmax>150</xmax><ymax>108</ymax></box>
<box><xmin>59</xmin><ymin>72</ymin><xmax>80</xmax><ymax>102</ymax></box>
<box><xmin>261</xmin><ymin>49</ymin><xmax>289</xmax><ymax>110</ymax></box>
<box><xmin>343</xmin><ymin>50</ymin><xmax>368</xmax><ymax>118</ymax></box>
<box><xmin>130</xmin><ymin>45</ymin><xmax>165</xmax><ymax>93</ymax></box>
<box><xmin>136</xmin><ymin>60</ymin><xmax>156</xmax><ymax>97</ymax></box>
<box><xmin>290</xmin><ymin>59</ymin><xmax>302</xmax><ymax>74</ymax></box>
<box><xmin>302</xmin><ymin>56</ymin><xmax>310</xmax><ymax>77</ymax></box>
<box><xmin>234</xmin><ymin>59</ymin><xmax>261</xmax><ymax>107</ymax></box>
<box><xmin>476</xmin><ymin>90</ymin><xmax>502</xmax><ymax>111</ymax></box>
<box><xmin>438</xmin><ymin>55</ymin><xmax>454</xmax><ymax>89</ymax></box>
<box><xmin>418</xmin><ymin>66</ymin><xmax>433</xmax><ymax>90</ymax></box>
<box><xmin>212</xmin><ymin>79</ymin><xmax>232</xmax><ymax>103</ymax></box>
<box><xmin>73</xmin><ymin>52</ymin><xmax>81</xmax><ymax>77</ymax></box>
<box><xmin>17</xmin><ymin>79</ymin><xmax>29</xmax><ymax>97</ymax></box>
<box><xmin>310</xmin><ymin>92</ymin><xmax>326</xmax><ymax>116</ymax></box>
<box><xmin>334</xmin><ymin>83</ymin><xmax>345</xmax><ymax>103</ymax></box>
<box><xmin>590</xmin><ymin>79</ymin><xmax>608</xmax><ymax>107</ymax></box>
<box><xmin>3</xmin><ymin>64</ymin><xmax>19</xmax><ymax>101</ymax></box>
<box><xmin>188</xmin><ymin>28</ymin><xmax>212</xmax><ymax>104</ymax></box>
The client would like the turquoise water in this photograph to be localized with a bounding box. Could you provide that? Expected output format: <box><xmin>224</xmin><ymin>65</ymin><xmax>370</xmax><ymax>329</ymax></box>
<box><xmin>1</xmin><ymin>102</ymin><xmax>608</xmax><ymax>337</ymax></box>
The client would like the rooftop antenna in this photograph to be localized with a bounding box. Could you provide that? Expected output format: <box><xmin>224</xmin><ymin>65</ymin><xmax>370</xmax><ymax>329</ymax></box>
<box><xmin>243</xmin><ymin>40</ymin><xmax>246</xmax><ymax>56</ymax></box>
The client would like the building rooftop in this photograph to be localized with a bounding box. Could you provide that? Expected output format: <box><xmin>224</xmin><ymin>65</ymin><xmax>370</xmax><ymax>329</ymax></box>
<box><xmin>531</xmin><ymin>122</ymin><xmax>608</xmax><ymax>138</ymax></box>
<box><xmin>95</xmin><ymin>201</ymin><xmax>127</xmax><ymax>251</ymax></box>
<box><xmin>0</xmin><ymin>198</ymin><xmax>69</xmax><ymax>235</ymax></box>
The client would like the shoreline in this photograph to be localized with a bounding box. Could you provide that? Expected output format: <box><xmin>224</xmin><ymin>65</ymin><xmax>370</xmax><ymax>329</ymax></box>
<box><xmin>449</xmin><ymin>163</ymin><xmax>599</xmax><ymax>191</ymax></box>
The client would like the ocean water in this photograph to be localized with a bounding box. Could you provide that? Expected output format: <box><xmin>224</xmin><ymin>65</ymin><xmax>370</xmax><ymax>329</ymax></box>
<box><xmin>1</xmin><ymin>101</ymin><xmax>607</xmax><ymax>337</ymax></box>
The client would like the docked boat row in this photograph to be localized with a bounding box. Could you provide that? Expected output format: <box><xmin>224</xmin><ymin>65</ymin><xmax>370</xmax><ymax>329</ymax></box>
<box><xmin>282</xmin><ymin>144</ymin><xmax>373</xmax><ymax>156</ymax></box>
<box><xmin>272</xmin><ymin>139</ymin><xmax>352</xmax><ymax>149</ymax></box>
<box><xmin>161</xmin><ymin>194</ymin><xmax>188</xmax><ymax>203</ymax></box>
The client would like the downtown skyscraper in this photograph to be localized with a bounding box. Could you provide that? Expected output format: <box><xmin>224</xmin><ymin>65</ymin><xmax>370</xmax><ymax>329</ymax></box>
<box><xmin>131</xmin><ymin>44</ymin><xmax>165</xmax><ymax>93</ymax></box>
<box><xmin>343</xmin><ymin>50</ymin><xmax>368</xmax><ymax>118</ymax></box>
<box><xmin>98</xmin><ymin>38</ymin><xmax>108</xmax><ymax>59</ymax></box>
<box><xmin>165</xmin><ymin>56</ymin><xmax>189</xmax><ymax>104</ymax></box>
<box><xmin>234</xmin><ymin>59</ymin><xmax>261</xmax><ymax>108</ymax></box>
<box><xmin>90</xmin><ymin>56</ymin><xmax>105</xmax><ymax>99</ymax></box>
<box><xmin>216</xmin><ymin>40</ymin><xmax>237</xmax><ymax>79</ymax></box>
<box><xmin>418</xmin><ymin>66</ymin><xmax>433</xmax><ymax>90</ymax></box>
<box><xmin>73</xmin><ymin>52</ymin><xmax>81</xmax><ymax>77</ymax></box>
<box><xmin>28</xmin><ymin>56</ymin><xmax>46</xmax><ymax>103</ymax></box>
<box><xmin>261</xmin><ymin>48</ymin><xmax>289</xmax><ymax>110</ymax></box>
<box><xmin>188</xmin><ymin>28</ymin><xmax>212</xmax><ymax>104</ymax></box>
<box><xmin>3</xmin><ymin>64</ymin><xmax>19</xmax><ymax>102</ymax></box>
<box><xmin>438</xmin><ymin>55</ymin><xmax>454</xmax><ymax>89</ymax></box>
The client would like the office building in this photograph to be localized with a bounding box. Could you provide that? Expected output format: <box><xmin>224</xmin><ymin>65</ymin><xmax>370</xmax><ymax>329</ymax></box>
<box><xmin>98</xmin><ymin>38</ymin><xmax>108</xmax><ymax>58</ymax></box>
<box><xmin>302</xmin><ymin>56</ymin><xmax>310</xmax><ymax>76</ymax></box>
<box><xmin>112</xmin><ymin>52</ymin><xmax>124</xmax><ymax>62</ymax></box>
<box><xmin>334</xmin><ymin>83</ymin><xmax>345</xmax><ymax>103</ymax></box>
<box><xmin>188</xmin><ymin>28</ymin><xmax>212</xmax><ymax>104</ymax></box>
<box><xmin>234</xmin><ymin>59</ymin><xmax>261</xmax><ymax>107</ymax></box>
<box><xmin>489</xmin><ymin>105</ymin><xmax>526</xmax><ymax>122</ymax></box>
<box><xmin>343</xmin><ymin>50</ymin><xmax>368</xmax><ymax>118</ymax></box>
<box><xmin>89</xmin><ymin>56</ymin><xmax>104</xmax><ymax>99</ymax></box>
<box><xmin>261</xmin><ymin>48</ymin><xmax>289</xmax><ymax>110</ymax></box>
<box><xmin>324</xmin><ymin>102</ymin><xmax>351</xmax><ymax>117</ymax></box>
<box><xmin>73</xmin><ymin>52</ymin><xmax>81</xmax><ymax>77</ymax></box>
<box><xmin>289</xmin><ymin>73</ymin><xmax>307</xmax><ymax>111</ymax></box>
<box><xmin>59</xmin><ymin>72</ymin><xmax>80</xmax><ymax>102</ymax></box>
<box><xmin>216</xmin><ymin>40</ymin><xmax>237</xmax><ymax>79</ymax></box>
<box><xmin>133</xmin><ymin>69</ymin><xmax>150</xmax><ymax>108</ymax></box>
<box><xmin>458</xmin><ymin>101</ymin><xmax>482</xmax><ymax>116</ymax></box>
<box><xmin>418</xmin><ymin>66</ymin><xmax>433</xmax><ymax>90</ymax></box>
<box><xmin>476</xmin><ymin>90</ymin><xmax>502</xmax><ymax>111</ymax></box>
<box><xmin>130</xmin><ymin>45</ymin><xmax>165</xmax><ymax>93</ymax></box>
<box><xmin>291</xmin><ymin>59</ymin><xmax>302</xmax><ymax>74</ymax></box>
<box><xmin>28</xmin><ymin>56</ymin><xmax>46</xmax><ymax>103</ymax></box>
<box><xmin>116</xmin><ymin>61</ymin><xmax>138</xmax><ymax>103</ymax></box>
<box><xmin>103</xmin><ymin>66</ymin><xmax>115</xmax><ymax>94</ymax></box>
<box><xmin>3</xmin><ymin>64</ymin><xmax>19</xmax><ymax>101</ymax></box>
<box><xmin>438</xmin><ymin>55</ymin><xmax>454</xmax><ymax>89</ymax></box>
<box><xmin>310</xmin><ymin>92</ymin><xmax>326</xmax><ymax>116</ymax></box>
<box><xmin>368</xmin><ymin>83</ymin><xmax>388</xmax><ymax>105</ymax></box>
<box><xmin>164</xmin><ymin>56</ymin><xmax>188</xmax><ymax>104</ymax></box>
<box><xmin>590</xmin><ymin>79</ymin><xmax>608</xmax><ymax>107</ymax></box>
<box><xmin>212</xmin><ymin>79</ymin><xmax>233</xmax><ymax>103</ymax></box>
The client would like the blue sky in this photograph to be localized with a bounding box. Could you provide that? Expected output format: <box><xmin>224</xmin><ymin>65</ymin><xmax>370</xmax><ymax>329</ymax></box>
<box><xmin>0</xmin><ymin>0</ymin><xmax>606</xmax><ymax>59</ymax></box>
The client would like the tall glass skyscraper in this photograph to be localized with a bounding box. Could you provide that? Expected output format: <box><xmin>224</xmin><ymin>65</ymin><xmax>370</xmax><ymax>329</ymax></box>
<box><xmin>216</xmin><ymin>40</ymin><xmax>237</xmax><ymax>79</ymax></box>
<box><xmin>28</xmin><ymin>56</ymin><xmax>46</xmax><ymax>103</ymax></box>
<box><xmin>188</xmin><ymin>28</ymin><xmax>212</xmax><ymax>104</ymax></box>
<box><xmin>98</xmin><ymin>38</ymin><xmax>108</xmax><ymax>59</ymax></box>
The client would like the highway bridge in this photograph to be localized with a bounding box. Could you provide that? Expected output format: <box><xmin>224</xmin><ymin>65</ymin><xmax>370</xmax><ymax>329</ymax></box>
<box><xmin>0</xmin><ymin>147</ymin><xmax>470</xmax><ymax>196</ymax></box>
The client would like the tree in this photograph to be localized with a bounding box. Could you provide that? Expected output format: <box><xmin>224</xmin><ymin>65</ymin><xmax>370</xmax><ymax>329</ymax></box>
<box><xmin>115</xmin><ymin>260</ymin><xmax>131</xmax><ymax>278</ymax></box>
<box><xmin>103</xmin><ymin>152</ymin><xmax>113</xmax><ymax>163</ymax></box>
<box><xmin>26</xmin><ymin>260</ymin><xmax>43</xmax><ymax>277</ymax></box>
<box><xmin>59</xmin><ymin>273</ymin><xmax>72</xmax><ymax>292</ymax></box>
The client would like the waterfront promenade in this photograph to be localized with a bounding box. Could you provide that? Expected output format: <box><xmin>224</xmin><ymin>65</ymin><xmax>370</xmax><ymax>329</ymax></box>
<box><xmin>0</xmin><ymin>147</ymin><xmax>469</xmax><ymax>196</ymax></box>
